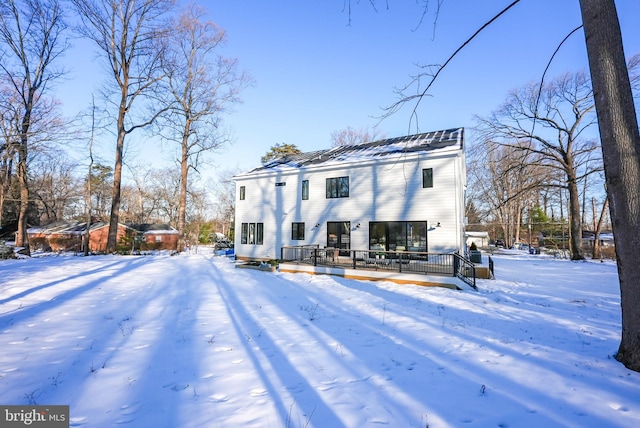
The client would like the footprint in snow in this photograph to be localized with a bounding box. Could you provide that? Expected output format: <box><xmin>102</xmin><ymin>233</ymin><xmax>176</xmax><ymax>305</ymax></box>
<box><xmin>210</xmin><ymin>394</ymin><xmax>229</xmax><ymax>402</ymax></box>
<box><xmin>609</xmin><ymin>403</ymin><xmax>629</xmax><ymax>412</ymax></box>
<box><xmin>119</xmin><ymin>402</ymin><xmax>142</xmax><ymax>416</ymax></box>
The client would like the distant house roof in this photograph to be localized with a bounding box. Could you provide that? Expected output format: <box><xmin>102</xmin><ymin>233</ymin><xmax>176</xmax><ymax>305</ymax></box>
<box><xmin>465</xmin><ymin>231</ymin><xmax>490</xmax><ymax>238</ymax></box>
<box><xmin>128</xmin><ymin>224</ymin><xmax>179</xmax><ymax>235</ymax></box>
<box><xmin>27</xmin><ymin>221</ymin><xmax>80</xmax><ymax>234</ymax></box>
<box><xmin>27</xmin><ymin>221</ymin><xmax>113</xmax><ymax>235</ymax></box>
<box><xmin>28</xmin><ymin>221</ymin><xmax>177</xmax><ymax>235</ymax></box>
<box><xmin>582</xmin><ymin>230</ymin><xmax>614</xmax><ymax>241</ymax></box>
<box><xmin>240</xmin><ymin>128</ymin><xmax>464</xmax><ymax>175</ymax></box>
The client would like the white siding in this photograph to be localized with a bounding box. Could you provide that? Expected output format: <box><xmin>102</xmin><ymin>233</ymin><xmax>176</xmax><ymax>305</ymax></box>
<box><xmin>234</xmin><ymin>146</ymin><xmax>466</xmax><ymax>260</ymax></box>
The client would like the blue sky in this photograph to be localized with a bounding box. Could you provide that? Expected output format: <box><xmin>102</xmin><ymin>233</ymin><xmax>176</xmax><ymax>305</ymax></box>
<box><xmin>57</xmin><ymin>0</ymin><xmax>640</xmax><ymax>179</ymax></box>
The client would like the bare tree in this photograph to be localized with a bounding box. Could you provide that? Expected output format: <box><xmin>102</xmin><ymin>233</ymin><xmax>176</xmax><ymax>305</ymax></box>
<box><xmin>124</xmin><ymin>163</ymin><xmax>156</xmax><ymax>224</ymax></box>
<box><xmin>182</xmin><ymin>184</ymin><xmax>211</xmax><ymax>250</ymax></box>
<box><xmin>330</xmin><ymin>126</ymin><xmax>385</xmax><ymax>148</ymax></box>
<box><xmin>0</xmin><ymin>0</ymin><xmax>67</xmax><ymax>252</ymax></box>
<box><xmin>148</xmin><ymin>166</ymin><xmax>180</xmax><ymax>224</ymax></box>
<box><xmin>476</xmin><ymin>71</ymin><xmax>601</xmax><ymax>260</ymax></box>
<box><xmin>159</xmin><ymin>4</ymin><xmax>249</xmax><ymax>252</ymax></box>
<box><xmin>469</xmin><ymin>140</ymin><xmax>544</xmax><ymax>248</ymax></box>
<box><xmin>1</xmin><ymin>85</ymin><xmax>66</xmax><ymax>230</ymax></box>
<box><xmin>30</xmin><ymin>152</ymin><xmax>82</xmax><ymax>223</ymax></box>
<box><xmin>591</xmin><ymin>194</ymin><xmax>609</xmax><ymax>259</ymax></box>
<box><xmin>211</xmin><ymin>167</ymin><xmax>239</xmax><ymax>238</ymax></box>
<box><xmin>580</xmin><ymin>0</ymin><xmax>640</xmax><ymax>371</ymax></box>
<box><xmin>71</xmin><ymin>0</ymin><xmax>174</xmax><ymax>252</ymax></box>
<box><xmin>0</xmin><ymin>85</ymin><xmax>20</xmax><ymax>228</ymax></box>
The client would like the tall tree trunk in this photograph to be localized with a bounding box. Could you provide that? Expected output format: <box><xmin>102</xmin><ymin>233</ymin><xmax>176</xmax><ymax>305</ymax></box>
<box><xmin>566</xmin><ymin>172</ymin><xmax>584</xmax><ymax>260</ymax></box>
<box><xmin>15</xmin><ymin>101</ymin><xmax>32</xmax><ymax>255</ymax></box>
<box><xmin>106</xmin><ymin>127</ymin><xmax>126</xmax><ymax>252</ymax></box>
<box><xmin>15</xmin><ymin>142</ymin><xmax>29</xmax><ymax>254</ymax></box>
<box><xmin>177</xmin><ymin>120</ymin><xmax>191</xmax><ymax>253</ymax></box>
<box><xmin>84</xmin><ymin>98</ymin><xmax>95</xmax><ymax>256</ymax></box>
<box><xmin>499</xmin><ymin>217</ymin><xmax>509</xmax><ymax>248</ymax></box>
<box><xmin>84</xmin><ymin>168</ymin><xmax>92</xmax><ymax>255</ymax></box>
<box><xmin>106</xmin><ymin>77</ymin><xmax>129</xmax><ymax>253</ymax></box>
<box><xmin>580</xmin><ymin>0</ymin><xmax>640</xmax><ymax>371</ymax></box>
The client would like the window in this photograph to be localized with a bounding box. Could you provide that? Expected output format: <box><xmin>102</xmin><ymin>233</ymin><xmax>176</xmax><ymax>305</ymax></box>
<box><xmin>369</xmin><ymin>221</ymin><xmax>428</xmax><ymax>253</ymax></box>
<box><xmin>302</xmin><ymin>180</ymin><xmax>309</xmax><ymax>200</ymax></box>
<box><xmin>422</xmin><ymin>168</ymin><xmax>433</xmax><ymax>188</ymax></box>
<box><xmin>248</xmin><ymin>223</ymin><xmax>255</xmax><ymax>244</ymax></box>
<box><xmin>326</xmin><ymin>176</ymin><xmax>349</xmax><ymax>198</ymax></box>
<box><xmin>155</xmin><ymin>235</ymin><xmax>162</xmax><ymax>243</ymax></box>
<box><xmin>241</xmin><ymin>223</ymin><xmax>248</xmax><ymax>244</ymax></box>
<box><xmin>292</xmin><ymin>222</ymin><xmax>305</xmax><ymax>240</ymax></box>
<box><xmin>241</xmin><ymin>222</ymin><xmax>263</xmax><ymax>245</ymax></box>
<box><xmin>239</xmin><ymin>185</ymin><xmax>246</xmax><ymax>200</ymax></box>
<box><xmin>256</xmin><ymin>223</ymin><xmax>264</xmax><ymax>245</ymax></box>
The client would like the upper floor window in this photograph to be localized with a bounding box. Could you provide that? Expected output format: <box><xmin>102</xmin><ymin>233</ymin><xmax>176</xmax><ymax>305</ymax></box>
<box><xmin>326</xmin><ymin>176</ymin><xmax>349</xmax><ymax>198</ymax></box>
<box><xmin>292</xmin><ymin>222</ymin><xmax>305</xmax><ymax>240</ymax></box>
<box><xmin>422</xmin><ymin>168</ymin><xmax>433</xmax><ymax>188</ymax></box>
<box><xmin>302</xmin><ymin>180</ymin><xmax>309</xmax><ymax>200</ymax></box>
<box><xmin>239</xmin><ymin>185</ymin><xmax>246</xmax><ymax>200</ymax></box>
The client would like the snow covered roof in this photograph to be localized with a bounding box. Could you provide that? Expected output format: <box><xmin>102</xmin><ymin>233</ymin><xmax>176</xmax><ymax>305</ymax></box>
<box><xmin>465</xmin><ymin>231</ymin><xmax>490</xmax><ymax>238</ymax></box>
<box><xmin>27</xmin><ymin>221</ymin><xmax>177</xmax><ymax>235</ymax></box>
<box><xmin>27</xmin><ymin>221</ymin><xmax>111</xmax><ymax>235</ymax></box>
<box><xmin>128</xmin><ymin>224</ymin><xmax>179</xmax><ymax>235</ymax></box>
<box><xmin>583</xmin><ymin>233</ymin><xmax>614</xmax><ymax>241</ymax></box>
<box><xmin>242</xmin><ymin>128</ymin><xmax>464</xmax><ymax>175</ymax></box>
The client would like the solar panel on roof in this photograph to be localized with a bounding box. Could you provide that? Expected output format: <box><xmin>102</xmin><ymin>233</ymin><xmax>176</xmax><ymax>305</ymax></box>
<box><xmin>246</xmin><ymin>128</ymin><xmax>463</xmax><ymax>173</ymax></box>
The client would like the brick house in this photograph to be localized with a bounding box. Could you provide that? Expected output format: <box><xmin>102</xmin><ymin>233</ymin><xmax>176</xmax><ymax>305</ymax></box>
<box><xmin>27</xmin><ymin>222</ymin><xmax>179</xmax><ymax>252</ymax></box>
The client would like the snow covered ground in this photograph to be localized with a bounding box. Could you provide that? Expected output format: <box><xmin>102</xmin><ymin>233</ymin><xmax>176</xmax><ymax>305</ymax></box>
<box><xmin>1</xmin><ymin>248</ymin><xmax>638</xmax><ymax>427</ymax></box>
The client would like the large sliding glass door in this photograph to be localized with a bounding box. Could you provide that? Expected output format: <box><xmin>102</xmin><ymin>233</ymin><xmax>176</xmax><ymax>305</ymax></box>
<box><xmin>369</xmin><ymin>221</ymin><xmax>427</xmax><ymax>253</ymax></box>
<box><xmin>327</xmin><ymin>222</ymin><xmax>350</xmax><ymax>255</ymax></box>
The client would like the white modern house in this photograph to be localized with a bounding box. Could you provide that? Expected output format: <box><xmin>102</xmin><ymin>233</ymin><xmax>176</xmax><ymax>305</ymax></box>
<box><xmin>233</xmin><ymin>128</ymin><xmax>467</xmax><ymax>262</ymax></box>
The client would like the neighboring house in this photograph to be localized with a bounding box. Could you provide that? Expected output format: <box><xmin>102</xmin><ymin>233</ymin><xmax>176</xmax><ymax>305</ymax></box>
<box><xmin>233</xmin><ymin>128</ymin><xmax>467</xmax><ymax>261</ymax></box>
<box><xmin>88</xmin><ymin>222</ymin><xmax>136</xmax><ymax>252</ymax></box>
<box><xmin>27</xmin><ymin>221</ymin><xmax>88</xmax><ymax>252</ymax></box>
<box><xmin>465</xmin><ymin>231</ymin><xmax>490</xmax><ymax>249</ymax></box>
<box><xmin>27</xmin><ymin>222</ymin><xmax>179</xmax><ymax>252</ymax></box>
<box><xmin>27</xmin><ymin>221</ymin><xmax>132</xmax><ymax>252</ymax></box>
<box><xmin>582</xmin><ymin>230</ymin><xmax>615</xmax><ymax>249</ymax></box>
<box><xmin>129</xmin><ymin>223</ymin><xmax>180</xmax><ymax>251</ymax></box>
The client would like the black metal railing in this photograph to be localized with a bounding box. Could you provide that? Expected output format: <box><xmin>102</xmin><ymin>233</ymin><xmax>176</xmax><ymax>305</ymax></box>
<box><xmin>281</xmin><ymin>246</ymin><xmax>477</xmax><ymax>290</ymax></box>
<box><xmin>281</xmin><ymin>244</ymin><xmax>321</xmax><ymax>262</ymax></box>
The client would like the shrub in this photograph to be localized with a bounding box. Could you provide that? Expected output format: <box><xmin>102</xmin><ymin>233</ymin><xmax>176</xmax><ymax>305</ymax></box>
<box><xmin>29</xmin><ymin>237</ymin><xmax>50</xmax><ymax>251</ymax></box>
<box><xmin>49</xmin><ymin>236</ymin><xmax>81</xmax><ymax>252</ymax></box>
<box><xmin>0</xmin><ymin>243</ymin><xmax>15</xmax><ymax>259</ymax></box>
